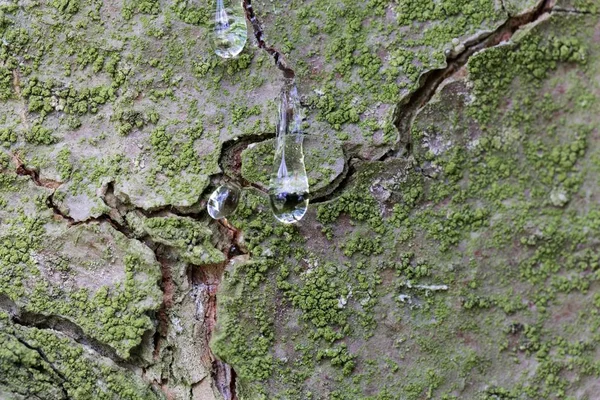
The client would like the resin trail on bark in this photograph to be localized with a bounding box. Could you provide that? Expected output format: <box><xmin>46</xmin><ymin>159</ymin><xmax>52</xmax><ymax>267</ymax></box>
<box><xmin>268</xmin><ymin>81</ymin><xmax>310</xmax><ymax>224</ymax></box>
<box><xmin>213</xmin><ymin>0</ymin><xmax>248</xmax><ymax>58</ymax></box>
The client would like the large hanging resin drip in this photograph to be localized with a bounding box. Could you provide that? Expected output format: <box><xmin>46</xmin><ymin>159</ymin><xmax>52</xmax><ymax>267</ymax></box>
<box><xmin>207</xmin><ymin>183</ymin><xmax>241</xmax><ymax>219</ymax></box>
<box><xmin>269</xmin><ymin>82</ymin><xmax>310</xmax><ymax>224</ymax></box>
<box><xmin>212</xmin><ymin>0</ymin><xmax>248</xmax><ymax>59</ymax></box>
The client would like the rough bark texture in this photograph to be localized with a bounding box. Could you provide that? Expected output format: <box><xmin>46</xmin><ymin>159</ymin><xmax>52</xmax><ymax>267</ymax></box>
<box><xmin>1</xmin><ymin>0</ymin><xmax>599</xmax><ymax>399</ymax></box>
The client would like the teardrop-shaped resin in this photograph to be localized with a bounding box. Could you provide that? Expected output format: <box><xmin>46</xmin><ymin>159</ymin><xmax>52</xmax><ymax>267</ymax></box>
<box><xmin>207</xmin><ymin>184</ymin><xmax>241</xmax><ymax>219</ymax></box>
<box><xmin>269</xmin><ymin>82</ymin><xmax>310</xmax><ymax>224</ymax></box>
<box><xmin>213</xmin><ymin>0</ymin><xmax>248</xmax><ymax>59</ymax></box>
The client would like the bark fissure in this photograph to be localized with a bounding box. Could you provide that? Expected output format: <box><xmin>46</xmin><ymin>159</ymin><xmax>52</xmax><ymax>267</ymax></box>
<box><xmin>191</xmin><ymin>219</ymin><xmax>246</xmax><ymax>400</ymax></box>
<box><xmin>13</xmin><ymin>153</ymin><xmax>61</xmax><ymax>189</ymax></box>
<box><xmin>391</xmin><ymin>0</ymin><xmax>553</xmax><ymax>155</ymax></box>
<box><xmin>152</xmin><ymin>252</ymin><xmax>175</xmax><ymax>362</ymax></box>
<box><xmin>0</xmin><ymin>294</ymin><xmax>140</xmax><ymax>369</ymax></box>
<box><xmin>12</xmin><ymin>335</ymin><xmax>71</xmax><ymax>400</ymax></box>
<box><xmin>11</xmin><ymin>159</ymin><xmax>242</xmax><ymax>396</ymax></box>
<box><xmin>242</xmin><ymin>0</ymin><xmax>295</xmax><ymax>79</ymax></box>
<box><xmin>312</xmin><ymin>0</ymin><xmax>554</xmax><ymax>204</ymax></box>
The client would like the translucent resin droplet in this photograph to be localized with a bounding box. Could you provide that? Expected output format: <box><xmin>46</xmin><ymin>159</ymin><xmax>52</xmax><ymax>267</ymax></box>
<box><xmin>212</xmin><ymin>0</ymin><xmax>248</xmax><ymax>59</ymax></box>
<box><xmin>207</xmin><ymin>184</ymin><xmax>241</xmax><ymax>219</ymax></box>
<box><xmin>269</xmin><ymin>83</ymin><xmax>310</xmax><ymax>224</ymax></box>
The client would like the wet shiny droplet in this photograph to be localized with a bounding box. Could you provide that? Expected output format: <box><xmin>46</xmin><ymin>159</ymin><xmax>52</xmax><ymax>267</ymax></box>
<box><xmin>213</xmin><ymin>0</ymin><xmax>248</xmax><ymax>59</ymax></box>
<box><xmin>269</xmin><ymin>82</ymin><xmax>310</xmax><ymax>224</ymax></box>
<box><xmin>207</xmin><ymin>184</ymin><xmax>241</xmax><ymax>219</ymax></box>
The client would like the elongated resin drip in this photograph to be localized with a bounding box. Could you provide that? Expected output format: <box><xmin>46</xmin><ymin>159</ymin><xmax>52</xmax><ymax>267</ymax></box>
<box><xmin>207</xmin><ymin>183</ymin><xmax>241</xmax><ymax>220</ymax></box>
<box><xmin>269</xmin><ymin>82</ymin><xmax>310</xmax><ymax>224</ymax></box>
<box><xmin>213</xmin><ymin>0</ymin><xmax>248</xmax><ymax>59</ymax></box>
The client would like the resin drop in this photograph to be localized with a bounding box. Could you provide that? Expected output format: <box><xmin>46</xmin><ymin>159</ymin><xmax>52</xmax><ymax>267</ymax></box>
<box><xmin>269</xmin><ymin>82</ymin><xmax>310</xmax><ymax>224</ymax></box>
<box><xmin>207</xmin><ymin>184</ymin><xmax>241</xmax><ymax>219</ymax></box>
<box><xmin>212</xmin><ymin>0</ymin><xmax>248</xmax><ymax>59</ymax></box>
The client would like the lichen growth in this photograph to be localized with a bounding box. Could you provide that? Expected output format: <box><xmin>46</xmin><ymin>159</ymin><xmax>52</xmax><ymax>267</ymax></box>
<box><xmin>143</xmin><ymin>215</ymin><xmax>225</xmax><ymax>265</ymax></box>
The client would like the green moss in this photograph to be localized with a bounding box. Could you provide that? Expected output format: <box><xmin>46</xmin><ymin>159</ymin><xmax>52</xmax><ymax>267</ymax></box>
<box><xmin>468</xmin><ymin>33</ymin><xmax>587</xmax><ymax>124</ymax></box>
<box><xmin>22</xmin><ymin>78</ymin><xmax>116</xmax><ymax>118</ymax></box>
<box><xmin>50</xmin><ymin>0</ymin><xmax>80</xmax><ymax>16</ymax></box>
<box><xmin>307</xmin><ymin>85</ymin><xmax>361</xmax><ymax>130</ymax></box>
<box><xmin>24</xmin><ymin>124</ymin><xmax>56</xmax><ymax>145</ymax></box>
<box><xmin>122</xmin><ymin>0</ymin><xmax>160</xmax><ymax>20</ymax></box>
<box><xmin>342</xmin><ymin>233</ymin><xmax>383</xmax><ymax>257</ymax></box>
<box><xmin>56</xmin><ymin>148</ymin><xmax>72</xmax><ymax>180</ymax></box>
<box><xmin>0</xmin><ymin>318</ymin><xmax>159</xmax><ymax>399</ymax></box>
<box><xmin>171</xmin><ymin>0</ymin><xmax>211</xmax><ymax>25</ymax></box>
<box><xmin>316</xmin><ymin>344</ymin><xmax>356</xmax><ymax>376</ymax></box>
<box><xmin>149</xmin><ymin>123</ymin><xmax>216</xmax><ymax>178</ymax></box>
<box><xmin>282</xmin><ymin>262</ymin><xmax>349</xmax><ymax>329</ymax></box>
<box><xmin>0</xmin><ymin>67</ymin><xmax>12</xmax><ymax>100</ymax></box>
<box><xmin>143</xmin><ymin>215</ymin><xmax>225</xmax><ymax>265</ymax></box>
<box><xmin>0</xmin><ymin>127</ymin><xmax>16</xmax><ymax>148</ymax></box>
<box><xmin>317</xmin><ymin>190</ymin><xmax>381</xmax><ymax>226</ymax></box>
<box><xmin>112</xmin><ymin>108</ymin><xmax>157</xmax><ymax>136</ymax></box>
<box><xmin>231</xmin><ymin>104</ymin><xmax>261</xmax><ymax>126</ymax></box>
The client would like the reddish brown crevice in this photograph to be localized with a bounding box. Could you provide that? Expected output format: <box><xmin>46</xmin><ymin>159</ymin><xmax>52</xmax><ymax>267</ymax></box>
<box><xmin>11</xmin><ymin>154</ymin><xmax>132</xmax><ymax>232</ymax></box>
<box><xmin>217</xmin><ymin>133</ymin><xmax>270</xmax><ymax>194</ymax></box>
<box><xmin>190</xmin><ymin>219</ymin><xmax>246</xmax><ymax>400</ymax></box>
<box><xmin>12</xmin><ymin>153</ymin><xmax>62</xmax><ymax>189</ymax></box>
<box><xmin>152</xmin><ymin>252</ymin><xmax>176</xmax><ymax>360</ymax></box>
<box><xmin>242</xmin><ymin>0</ymin><xmax>295</xmax><ymax>79</ymax></box>
<box><xmin>143</xmin><ymin>250</ymin><xmax>179</xmax><ymax>400</ymax></box>
<box><xmin>193</xmin><ymin>261</ymin><xmax>238</xmax><ymax>400</ymax></box>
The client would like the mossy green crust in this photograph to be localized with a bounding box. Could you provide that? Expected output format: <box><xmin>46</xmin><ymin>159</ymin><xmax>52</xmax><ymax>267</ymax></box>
<box><xmin>143</xmin><ymin>215</ymin><xmax>225</xmax><ymax>265</ymax></box>
<box><xmin>212</xmin><ymin>12</ymin><xmax>600</xmax><ymax>400</ymax></box>
<box><xmin>0</xmin><ymin>175</ymin><xmax>161</xmax><ymax>360</ymax></box>
<box><xmin>0</xmin><ymin>311</ymin><xmax>160</xmax><ymax>399</ymax></box>
<box><xmin>1</xmin><ymin>0</ymin><xmax>599</xmax><ymax>398</ymax></box>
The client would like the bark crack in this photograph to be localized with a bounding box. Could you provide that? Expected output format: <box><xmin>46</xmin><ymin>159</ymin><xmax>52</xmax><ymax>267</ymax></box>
<box><xmin>12</xmin><ymin>335</ymin><xmax>72</xmax><ymax>400</ymax></box>
<box><xmin>391</xmin><ymin>0</ymin><xmax>553</xmax><ymax>157</ymax></box>
<box><xmin>313</xmin><ymin>0</ymin><xmax>554</xmax><ymax>203</ymax></box>
<box><xmin>186</xmin><ymin>219</ymin><xmax>246</xmax><ymax>400</ymax></box>
<box><xmin>10</xmin><ymin>159</ymin><xmax>240</xmax><ymax>396</ymax></box>
<box><xmin>0</xmin><ymin>294</ymin><xmax>139</xmax><ymax>369</ymax></box>
<box><xmin>242</xmin><ymin>0</ymin><xmax>295</xmax><ymax>79</ymax></box>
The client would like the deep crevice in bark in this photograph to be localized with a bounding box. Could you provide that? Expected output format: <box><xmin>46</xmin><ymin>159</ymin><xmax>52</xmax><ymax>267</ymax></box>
<box><xmin>217</xmin><ymin>132</ymin><xmax>272</xmax><ymax>193</ymax></box>
<box><xmin>309</xmin><ymin>156</ymin><xmax>363</xmax><ymax>204</ymax></box>
<box><xmin>151</xmin><ymin>251</ymin><xmax>176</xmax><ymax>362</ymax></box>
<box><xmin>391</xmin><ymin>0</ymin><xmax>553</xmax><ymax>156</ymax></box>
<box><xmin>13</xmin><ymin>153</ymin><xmax>61</xmax><ymax>189</ymax></box>
<box><xmin>0</xmin><ymin>294</ymin><xmax>141</xmax><ymax>369</ymax></box>
<box><xmin>242</xmin><ymin>0</ymin><xmax>295</xmax><ymax>79</ymax></box>
<box><xmin>187</xmin><ymin>219</ymin><xmax>246</xmax><ymax>400</ymax></box>
<box><xmin>12</xmin><ymin>335</ymin><xmax>71</xmax><ymax>400</ymax></box>
<box><xmin>312</xmin><ymin>0</ymin><xmax>554</xmax><ymax>204</ymax></box>
<box><xmin>11</xmin><ymin>159</ymin><xmax>241</xmax><ymax>396</ymax></box>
